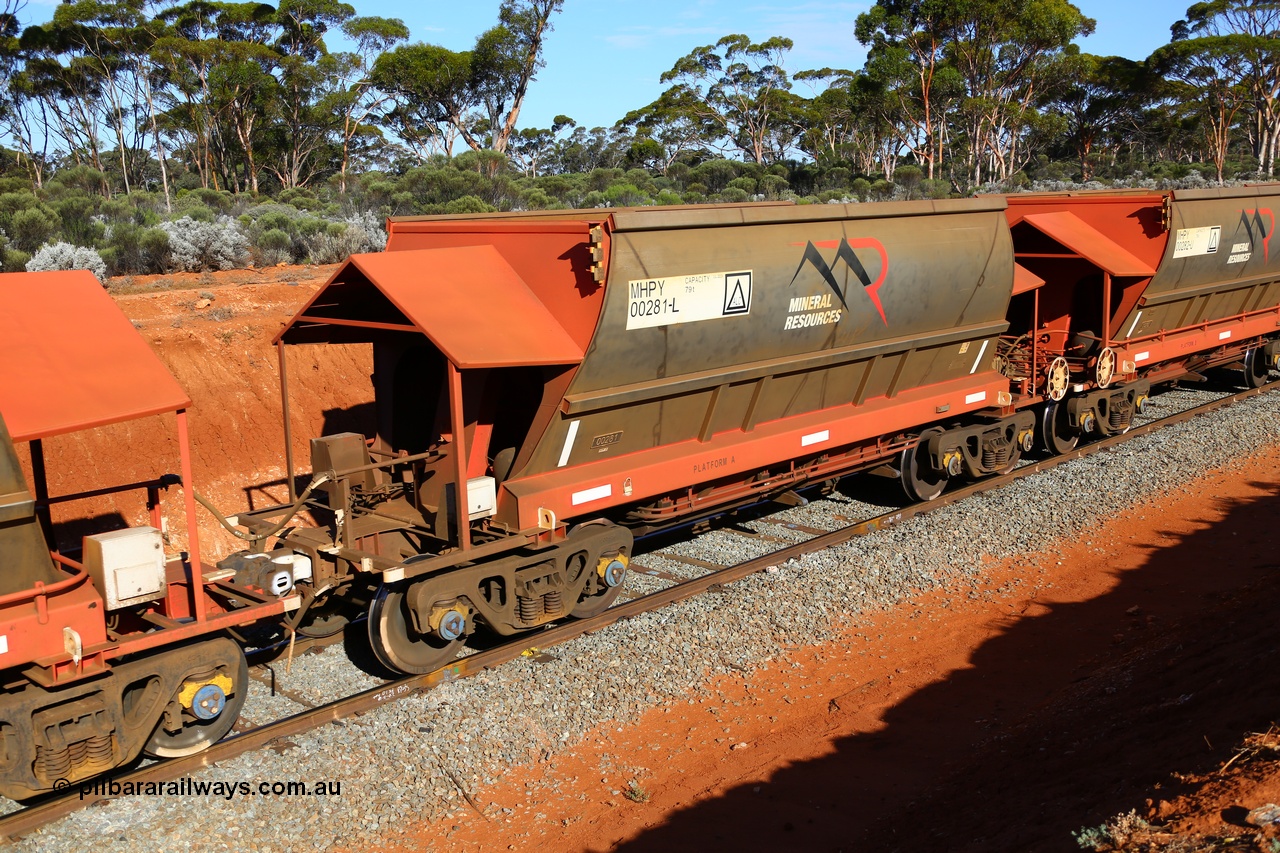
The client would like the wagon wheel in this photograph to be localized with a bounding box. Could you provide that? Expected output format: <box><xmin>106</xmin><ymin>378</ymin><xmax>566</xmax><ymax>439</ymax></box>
<box><xmin>368</xmin><ymin>583</ymin><xmax>463</xmax><ymax>675</ymax></box>
<box><xmin>294</xmin><ymin>586</ymin><xmax>350</xmax><ymax>639</ymax></box>
<box><xmin>899</xmin><ymin>430</ymin><xmax>946</xmax><ymax>503</ymax></box>
<box><xmin>1039</xmin><ymin>401</ymin><xmax>1078</xmax><ymax>456</ymax></box>
<box><xmin>1242</xmin><ymin>347</ymin><xmax>1271</xmax><ymax>389</ymax></box>
<box><xmin>571</xmin><ymin>553</ymin><xmax>629</xmax><ymax>619</ymax></box>
<box><xmin>144</xmin><ymin>639</ymin><xmax>248</xmax><ymax>758</ymax></box>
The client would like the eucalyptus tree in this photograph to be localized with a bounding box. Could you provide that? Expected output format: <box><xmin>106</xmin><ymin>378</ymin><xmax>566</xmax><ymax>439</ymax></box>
<box><xmin>372</xmin><ymin>0</ymin><xmax>562</xmax><ymax>155</ymax></box>
<box><xmin>619</xmin><ymin>86</ymin><xmax>718</xmax><ymax>175</ymax></box>
<box><xmin>655</xmin><ymin>34</ymin><xmax>801</xmax><ymax>164</ymax></box>
<box><xmin>1169</xmin><ymin>1</ymin><xmax>1280</xmax><ymax>176</ymax></box>
<box><xmin>1054</xmin><ymin>52</ymin><xmax>1149</xmax><ymax>180</ymax></box>
<box><xmin>945</xmin><ymin>0</ymin><xmax>1094</xmax><ymax>186</ymax></box>
<box><xmin>321</xmin><ymin>14</ymin><xmax>408</xmax><ymax>192</ymax></box>
<box><xmin>855</xmin><ymin>1</ymin><xmax>960</xmax><ymax>179</ymax></box>
<box><xmin>0</xmin><ymin>0</ymin><xmax>49</xmax><ymax>186</ymax></box>
<box><xmin>150</xmin><ymin>0</ymin><xmax>280</xmax><ymax>193</ymax></box>
<box><xmin>269</xmin><ymin>0</ymin><xmax>355</xmax><ymax>189</ymax></box>
<box><xmin>794</xmin><ymin>68</ymin><xmax>909</xmax><ymax>178</ymax></box>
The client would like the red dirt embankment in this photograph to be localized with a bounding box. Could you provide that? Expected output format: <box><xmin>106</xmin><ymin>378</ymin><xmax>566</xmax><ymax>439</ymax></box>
<box><xmin>23</xmin><ymin>266</ymin><xmax>374</xmax><ymax>558</ymax></box>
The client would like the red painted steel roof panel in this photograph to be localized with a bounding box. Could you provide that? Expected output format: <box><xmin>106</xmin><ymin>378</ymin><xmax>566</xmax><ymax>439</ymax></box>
<box><xmin>1012</xmin><ymin>262</ymin><xmax>1046</xmax><ymax>295</ymax></box>
<box><xmin>1021</xmin><ymin>212</ymin><xmax>1157</xmax><ymax>277</ymax></box>
<box><xmin>0</xmin><ymin>270</ymin><xmax>191</xmax><ymax>441</ymax></box>
<box><xmin>280</xmin><ymin>246</ymin><xmax>584</xmax><ymax>368</ymax></box>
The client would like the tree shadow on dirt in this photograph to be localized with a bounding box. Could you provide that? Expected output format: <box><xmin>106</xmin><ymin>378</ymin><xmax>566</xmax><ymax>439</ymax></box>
<box><xmin>605</xmin><ymin>481</ymin><xmax>1280</xmax><ymax>853</ymax></box>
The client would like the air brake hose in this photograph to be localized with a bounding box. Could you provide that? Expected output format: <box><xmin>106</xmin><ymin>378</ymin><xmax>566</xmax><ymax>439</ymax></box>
<box><xmin>194</xmin><ymin>472</ymin><xmax>332</xmax><ymax>542</ymax></box>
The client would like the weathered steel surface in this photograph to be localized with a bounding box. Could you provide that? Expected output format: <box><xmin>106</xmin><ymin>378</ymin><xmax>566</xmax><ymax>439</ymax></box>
<box><xmin>1129</xmin><ymin>185</ymin><xmax>1280</xmax><ymax>339</ymax></box>
<box><xmin>524</xmin><ymin>199</ymin><xmax>1014</xmax><ymax>492</ymax></box>
<box><xmin>0</xmin><ymin>413</ymin><xmax>60</xmax><ymax>595</ymax></box>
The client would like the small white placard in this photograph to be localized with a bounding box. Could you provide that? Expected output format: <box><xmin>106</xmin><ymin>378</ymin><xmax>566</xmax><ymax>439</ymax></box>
<box><xmin>626</xmin><ymin>270</ymin><xmax>752</xmax><ymax>329</ymax></box>
<box><xmin>801</xmin><ymin>430</ymin><xmax>830</xmax><ymax>447</ymax></box>
<box><xmin>1172</xmin><ymin>226</ymin><xmax>1221</xmax><ymax>258</ymax></box>
<box><xmin>571</xmin><ymin>484</ymin><xmax>612</xmax><ymax>506</ymax></box>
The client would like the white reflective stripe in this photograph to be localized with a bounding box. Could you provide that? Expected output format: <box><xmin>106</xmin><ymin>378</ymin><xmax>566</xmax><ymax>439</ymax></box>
<box><xmin>1134</xmin><ymin>351</ymin><xmax>1150</xmax><ymax>363</ymax></box>
<box><xmin>1125</xmin><ymin>311</ymin><xmax>1143</xmax><ymax>339</ymax></box>
<box><xmin>0</xmin><ymin>635</ymin><xmax>7</xmax><ymax>655</ymax></box>
<box><xmin>801</xmin><ymin>429</ymin><xmax>829</xmax><ymax>447</ymax></box>
<box><xmin>1219</xmin><ymin>330</ymin><xmax>1232</xmax><ymax>340</ymax></box>
<box><xmin>571</xmin><ymin>483</ymin><xmax>612</xmax><ymax>506</ymax></box>
<box><xmin>969</xmin><ymin>339</ymin><xmax>990</xmax><ymax>374</ymax></box>
<box><xmin>965</xmin><ymin>391</ymin><xmax>987</xmax><ymax>404</ymax></box>
<box><xmin>557</xmin><ymin>420</ymin><xmax>580</xmax><ymax>468</ymax></box>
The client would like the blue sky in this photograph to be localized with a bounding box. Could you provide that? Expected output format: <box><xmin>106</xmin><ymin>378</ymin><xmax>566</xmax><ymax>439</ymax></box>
<box><xmin>21</xmin><ymin>0</ymin><xmax>1197</xmax><ymax>131</ymax></box>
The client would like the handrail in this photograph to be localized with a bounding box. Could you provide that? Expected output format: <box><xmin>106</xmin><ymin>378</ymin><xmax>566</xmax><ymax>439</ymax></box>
<box><xmin>0</xmin><ymin>558</ymin><xmax>88</xmax><ymax>607</ymax></box>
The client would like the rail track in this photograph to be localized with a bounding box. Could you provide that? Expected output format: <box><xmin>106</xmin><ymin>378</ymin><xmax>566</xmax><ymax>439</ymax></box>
<box><xmin>3</xmin><ymin>378</ymin><xmax>1276</xmax><ymax>842</ymax></box>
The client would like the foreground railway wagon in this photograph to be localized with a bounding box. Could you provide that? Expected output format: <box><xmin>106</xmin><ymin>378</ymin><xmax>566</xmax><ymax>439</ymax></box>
<box><xmin>1000</xmin><ymin>186</ymin><xmax>1280</xmax><ymax>452</ymax></box>
<box><xmin>231</xmin><ymin>199</ymin><xmax>1036</xmax><ymax>674</ymax></box>
<box><xmin>0</xmin><ymin>272</ymin><xmax>297</xmax><ymax>799</ymax></box>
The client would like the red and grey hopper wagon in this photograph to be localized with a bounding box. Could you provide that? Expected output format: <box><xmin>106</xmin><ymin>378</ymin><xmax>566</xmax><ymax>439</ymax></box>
<box><xmin>235</xmin><ymin>199</ymin><xmax>1035</xmax><ymax>674</ymax></box>
<box><xmin>0</xmin><ymin>271</ymin><xmax>299</xmax><ymax>799</ymax></box>
<box><xmin>1002</xmin><ymin>186</ymin><xmax>1280</xmax><ymax>452</ymax></box>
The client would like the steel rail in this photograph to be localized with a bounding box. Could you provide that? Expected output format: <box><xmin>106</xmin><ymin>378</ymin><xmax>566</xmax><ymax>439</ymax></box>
<box><xmin>4</xmin><ymin>379</ymin><xmax>1275</xmax><ymax>841</ymax></box>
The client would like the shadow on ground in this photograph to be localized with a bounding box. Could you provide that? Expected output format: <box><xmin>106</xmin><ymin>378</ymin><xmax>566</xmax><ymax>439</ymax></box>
<box><xmin>603</xmin><ymin>480</ymin><xmax>1280</xmax><ymax>853</ymax></box>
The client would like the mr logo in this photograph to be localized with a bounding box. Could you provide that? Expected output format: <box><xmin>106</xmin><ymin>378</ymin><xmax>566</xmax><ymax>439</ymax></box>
<box><xmin>1239</xmin><ymin>208</ymin><xmax>1274</xmax><ymax>262</ymax></box>
<box><xmin>788</xmin><ymin>238</ymin><xmax>890</xmax><ymax>325</ymax></box>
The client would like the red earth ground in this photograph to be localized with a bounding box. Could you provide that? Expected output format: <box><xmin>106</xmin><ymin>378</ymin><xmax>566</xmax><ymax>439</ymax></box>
<box><xmin>22</xmin><ymin>268</ymin><xmax>1280</xmax><ymax>852</ymax></box>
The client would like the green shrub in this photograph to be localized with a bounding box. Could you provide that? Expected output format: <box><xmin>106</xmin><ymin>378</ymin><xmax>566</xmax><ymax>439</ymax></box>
<box><xmin>759</xmin><ymin>174</ymin><xmax>790</xmax><ymax>200</ymax></box>
<box><xmin>47</xmin><ymin>164</ymin><xmax>107</xmax><ymax>196</ymax></box>
<box><xmin>9</xmin><ymin>207</ymin><xmax>61</xmax><ymax>252</ymax></box>
<box><xmin>603</xmin><ymin>182</ymin><xmax>648</xmax><ymax>207</ymax></box>
<box><xmin>255</xmin><ymin>227</ymin><xmax>295</xmax><ymax>265</ymax></box>
<box><xmin>171</xmin><ymin>200</ymin><xmax>215</xmax><ymax>222</ymax></box>
<box><xmin>177</xmin><ymin>187</ymin><xmax>235</xmax><ymax>212</ymax></box>
<box><xmin>895</xmin><ymin>165</ymin><xmax>923</xmax><ymax>199</ymax></box>
<box><xmin>52</xmin><ymin>194</ymin><xmax>102</xmax><ymax>246</ymax></box>
<box><xmin>102</xmin><ymin>222</ymin><xmax>171</xmax><ymax>275</ymax></box>
<box><xmin>443</xmin><ymin>195</ymin><xmax>494</xmax><ymax>214</ymax></box>
<box><xmin>520</xmin><ymin>188</ymin><xmax>556</xmax><ymax>209</ymax></box>
<box><xmin>2</xmin><ymin>248</ymin><xmax>30</xmax><ymax>272</ymax></box>
<box><xmin>278</xmin><ymin>187</ymin><xmax>321</xmax><ymax>210</ymax></box>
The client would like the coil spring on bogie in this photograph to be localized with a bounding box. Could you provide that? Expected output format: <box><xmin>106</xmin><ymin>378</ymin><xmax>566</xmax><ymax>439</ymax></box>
<box><xmin>518</xmin><ymin>595</ymin><xmax>543</xmax><ymax>624</ymax></box>
<box><xmin>67</xmin><ymin>739</ymin><xmax>88</xmax><ymax>767</ymax></box>
<box><xmin>982</xmin><ymin>440</ymin><xmax>1011</xmax><ymax>470</ymax></box>
<box><xmin>1110</xmin><ymin>400</ymin><xmax>1133</xmax><ymax>431</ymax></box>
<box><xmin>86</xmin><ymin>734</ymin><xmax>113</xmax><ymax>770</ymax></box>
<box><xmin>543</xmin><ymin>590</ymin><xmax>563</xmax><ymax>617</ymax></box>
<box><xmin>36</xmin><ymin>744</ymin><xmax>71</xmax><ymax>780</ymax></box>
